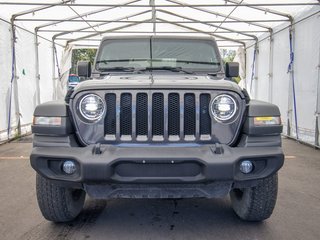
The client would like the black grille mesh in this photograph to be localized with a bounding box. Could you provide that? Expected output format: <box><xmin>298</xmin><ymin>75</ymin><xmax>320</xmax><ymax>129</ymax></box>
<box><xmin>200</xmin><ymin>94</ymin><xmax>211</xmax><ymax>135</ymax></box>
<box><xmin>152</xmin><ymin>93</ymin><xmax>164</xmax><ymax>136</ymax></box>
<box><xmin>168</xmin><ymin>93</ymin><xmax>180</xmax><ymax>136</ymax></box>
<box><xmin>120</xmin><ymin>93</ymin><xmax>132</xmax><ymax>135</ymax></box>
<box><xmin>136</xmin><ymin>93</ymin><xmax>148</xmax><ymax>135</ymax></box>
<box><xmin>184</xmin><ymin>93</ymin><xmax>196</xmax><ymax>135</ymax></box>
<box><xmin>105</xmin><ymin>93</ymin><xmax>116</xmax><ymax>135</ymax></box>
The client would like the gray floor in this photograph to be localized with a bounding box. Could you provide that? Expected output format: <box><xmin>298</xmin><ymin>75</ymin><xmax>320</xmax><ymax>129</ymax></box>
<box><xmin>0</xmin><ymin>137</ymin><xmax>319</xmax><ymax>240</ymax></box>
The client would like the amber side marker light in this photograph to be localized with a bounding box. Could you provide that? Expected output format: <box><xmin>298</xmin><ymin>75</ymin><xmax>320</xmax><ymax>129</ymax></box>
<box><xmin>33</xmin><ymin>116</ymin><xmax>62</xmax><ymax>126</ymax></box>
<box><xmin>253</xmin><ymin>116</ymin><xmax>281</xmax><ymax>126</ymax></box>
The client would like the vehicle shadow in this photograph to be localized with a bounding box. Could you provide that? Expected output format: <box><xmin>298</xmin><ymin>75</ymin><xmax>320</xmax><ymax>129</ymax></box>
<box><xmin>29</xmin><ymin>197</ymin><xmax>276</xmax><ymax>240</ymax></box>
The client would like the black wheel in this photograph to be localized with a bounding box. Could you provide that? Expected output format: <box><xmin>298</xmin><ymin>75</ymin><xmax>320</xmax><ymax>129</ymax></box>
<box><xmin>230</xmin><ymin>173</ymin><xmax>278</xmax><ymax>221</ymax></box>
<box><xmin>36</xmin><ymin>173</ymin><xmax>86</xmax><ymax>222</ymax></box>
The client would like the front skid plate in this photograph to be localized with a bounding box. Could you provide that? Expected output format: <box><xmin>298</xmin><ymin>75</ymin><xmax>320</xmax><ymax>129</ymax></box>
<box><xmin>84</xmin><ymin>182</ymin><xmax>232</xmax><ymax>199</ymax></box>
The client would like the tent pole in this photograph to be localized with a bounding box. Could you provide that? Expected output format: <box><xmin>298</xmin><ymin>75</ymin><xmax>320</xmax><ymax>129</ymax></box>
<box><xmin>244</xmin><ymin>46</ymin><xmax>247</xmax><ymax>90</ymax></box>
<box><xmin>254</xmin><ymin>43</ymin><xmax>259</xmax><ymax>99</ymax></box>
<box><xmin>315</xmin><ymin>42</ymin><xmax>320</xmax><ymax>147</ymax></box>
<box><xmin>34</xmin><ymin>28</ymin><xmax>41</xmax><ymax>105</ymax></box>
<box><xmin>52</xmin><ymin>40</ymin><xmax>56</xmax><ymax>100</ymax></box>
<box><xmin>287</xmin><ymin>24</ymin><xmax>299</xmax><ymax>140</ymax></box>
<box><xmin>9</xmin><ymin>19</ymin><xmax>21</xmax><ymax>138</ymax></box>
<box><xmin>150</xmin><ymin>0</ymin><xmax>156</xmax><ymax>34</ymax></box>
<box><xmin>249</xmin><ymin>43</ymin><xmax>258</xmax><ymax>97</ymax></box>
<box><xmin>157</xmin><ymin>9</ymin><xmax>258</xmax><ymax>41</ymax></box>
<box><xmin>268</xmin><ymin>29</ymin><xmax>274</xmax><ymax>103</ymax></box>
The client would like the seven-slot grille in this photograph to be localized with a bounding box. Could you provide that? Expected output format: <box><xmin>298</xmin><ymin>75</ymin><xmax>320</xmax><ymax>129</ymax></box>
<box><xmin>104</xmin><ymin>91</ymin><xmax>213</xmax><ymax>142</ymax></box>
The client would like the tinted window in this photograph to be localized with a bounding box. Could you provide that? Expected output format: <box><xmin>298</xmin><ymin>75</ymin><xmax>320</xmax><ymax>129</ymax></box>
<box><xmin>96</xmin><ymin>38</ymin><xmax>221</xmax><ymax>72</ymax></box>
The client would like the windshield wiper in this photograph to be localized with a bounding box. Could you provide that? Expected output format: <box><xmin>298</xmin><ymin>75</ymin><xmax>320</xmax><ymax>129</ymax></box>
<box><xmin>98</xmin><ymin>66</ymin><xmax>136</xmax><ymax>72</ymax></box>
<box><xmin>175</xmin><ymin>60</ymin><xmax>220</xmax><ymax>65</ymax></box>
<box><xmin>96</xmin><ymin>59</ymin><xmax>149</xmax><ymax>64</ymax></box>
<box><xmin>144</xmin><ymin>66</ymin><xmax>194</xmax><ymax>74</ymax></box>
<box><xmin>207</xmin><ymin>71</ymin><xmax>224</xmax><ymax>76</ymax></box>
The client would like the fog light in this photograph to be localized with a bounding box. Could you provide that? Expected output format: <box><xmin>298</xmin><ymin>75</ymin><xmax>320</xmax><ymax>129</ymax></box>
<box><xmin>240</xmin><ymin>160</ymin><xmax>253</xmax><ymax>174</ymax></box>
<box><xmin>62</xmin><ymin>160</ymin><xmax>76</xmax><ymax>174</ymax></box>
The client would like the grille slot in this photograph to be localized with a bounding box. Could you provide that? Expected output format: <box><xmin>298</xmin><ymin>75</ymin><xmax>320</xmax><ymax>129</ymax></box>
<box><xmin>105</xmin><ymin>93</ymin><xmax>116</xmax><ymax>135</ymax></box>
<box><xmin>152</xmin><ymin>93</ymin><xmax>164</xmax><ymax>136</ymax></box>
<box><xmin>104</xmin><ymin>91</ymin><xmax>219</xmax><ymax>142</ymax></box>
<box><xmin>184</xmin><ymin>93</ymin><xmax>196</xmax><ymax>136</ymax></box>
<box><xmin>200</xmin><ymin>94</ymin><xmax>211</xmax><ymax>135</ymax></box>
<box><xmin>120</xmin><ymin>93</ymin><xmax>132</xmax><ymax>136</ymax></box>
<box><xmin>168</xmin><ymin>93</ymin><xmax>180</xmax><ymax>136</ymax></box>
<box><xmin>136</xmin><ymin>93</ymin><xmax>148</xmax><ymax>136</ymax></box>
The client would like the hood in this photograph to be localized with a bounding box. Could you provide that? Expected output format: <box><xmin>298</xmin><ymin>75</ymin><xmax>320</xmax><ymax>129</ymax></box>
<box><xmin>73</xmin><ymin>73</ymin><xmax>244</xmax><ymax>98</ymax></box>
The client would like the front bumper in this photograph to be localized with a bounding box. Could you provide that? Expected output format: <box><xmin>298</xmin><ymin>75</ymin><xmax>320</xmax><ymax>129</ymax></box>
<box><xmin>30</xmin><ymin>144</ymin><xmax>284</xmax><ymax>186</ymax></box>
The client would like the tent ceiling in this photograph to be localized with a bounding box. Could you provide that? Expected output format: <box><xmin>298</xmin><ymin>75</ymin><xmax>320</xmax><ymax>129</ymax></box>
<box><xmin>0</xmin><ymin>0</ymin><xmax>318</xmax><ymax>48</ymax></box>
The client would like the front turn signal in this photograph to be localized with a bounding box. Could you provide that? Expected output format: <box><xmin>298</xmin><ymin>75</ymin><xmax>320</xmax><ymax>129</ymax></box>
<box><xmin>33</xmin><ymin>116</ymin><xmax>62</xmax><ymax>126</ymax></box>
<box><xmin>253</xmin><ymin>116</ymin><xmax>281</xmax><ymax>126</ymax></box>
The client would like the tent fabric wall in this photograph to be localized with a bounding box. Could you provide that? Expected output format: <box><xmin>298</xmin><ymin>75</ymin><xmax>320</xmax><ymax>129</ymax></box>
<box><xmin>270</xmin><ymin>27</ymin><xmax>290</xmax><ymax>128</ymax></box>
<box><xmin>15</xmin><ymin>27</ymin><xmax>37</xmax><ymax>128</ymax></box>
<box><xmin>245</xmin><ymin>7</ymin><xmax>320</xmax><ymax>146</ymax></box>
<box><xmin>0</xmin><ymin>18</ymin><xmax>64</xmax><ymax>143</ymax></box>
<box><xmin>56</xmin><ymin>44</ymin><xmax>73</xmax><ymax>100</ymax></box>
<box><xmin>0</xmin><ymin>19</ymin><xmax>16</xmax><ymax>142</ymax></box>
<box><xmin>38</xmin><ymin>38</ymin><xmax>55</xmax><ymax>103</ymax></box>
<box><xmin>244</xmin><ymin>45</ymin><xmax>256</xmax><ymax>98</ymax></box>
<box><xmin>233</xmin><ymin>47</ymin><xmax>246</xmax><ymax>85</ymax></box>
<box><xmin>292</xmin><ymin>9</ymin><xmax>320</xmax><ymax>144</ymax></box>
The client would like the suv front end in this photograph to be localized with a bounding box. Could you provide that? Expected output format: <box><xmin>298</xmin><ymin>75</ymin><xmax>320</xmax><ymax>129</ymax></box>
<box><xmin>30</xmin><ymin>36</ymin><xmax>284</xmax><ymax>223</ymax></box>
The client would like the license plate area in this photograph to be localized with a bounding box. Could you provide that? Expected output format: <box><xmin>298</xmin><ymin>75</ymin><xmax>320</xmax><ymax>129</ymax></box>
<box><xmin>114</xmin><ymin>162</ymin><xmax>202</xmax><ymax>178</ymax></box>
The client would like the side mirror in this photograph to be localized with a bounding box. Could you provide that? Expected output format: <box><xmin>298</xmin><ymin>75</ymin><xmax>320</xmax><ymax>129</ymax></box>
<box><xmin>225</xmin><ymin>62</ymin><xmax>239</xmax><ymax>78</ymax></box>
<box><xmin>77</xmin><ymin>61</ymin><xmax>91</xmax><ymax>78</ymax></box>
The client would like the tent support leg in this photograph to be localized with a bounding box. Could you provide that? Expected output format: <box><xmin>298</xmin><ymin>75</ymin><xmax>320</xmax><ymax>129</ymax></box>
<box><xmin>268</xmin><ymin>30</ymin><xmax>274</xmax><ymax>103</ymax></box>
<box><xmin>34</xmin><ymin>28</ymin><xmax>41</xmax><ymax>105</ymax></box>
<box><xmin>52</xmin><ymin>41</ymin><xmax>56</xmax><ymax>100</ymax></box>
<box><xmin>9</xmin><ymin>19</ymin><xmax>21</xmax><ymax>138</ymax></box>
<box><xmin>316</xmin><ymin>116</ymin><xmax>319</xmax><ymax>147</ymax></box>
<box><xmin>249</xmin><ymin>46</ymin><xmax>255</xmax><ymax>95</ymax></box>
<box><xmin>286</xmin><ymin>26</ymin><xmax>296</xmax><ymax>139</ymax></box>
<box><xmin>315</xmin><ymin>42</ymin><xmax>320</xmax><ymax>147</ymax></box>
<box><xmin>288</xmin><ymin>25</ymin><xmax>299</xmax><ymax>140</ymax></box>
<box><xmin>250</xmin><ymin>43</ymin><xmax>258</xmax><ymax>98</ymax></box>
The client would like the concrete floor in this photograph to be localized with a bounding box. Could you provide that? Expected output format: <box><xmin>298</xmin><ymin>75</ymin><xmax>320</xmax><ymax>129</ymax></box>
<box><xmin>0</xmin><ymin>137</ymin><xmax>319</xmax><ymax>240</ymax></box>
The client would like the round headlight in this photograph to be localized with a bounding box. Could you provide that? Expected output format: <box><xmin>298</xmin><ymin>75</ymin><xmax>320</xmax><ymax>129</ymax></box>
<box><xmin>79</xmin><ymin>94</ymin><xmax>105</xmax><ymax>121</ymax></box>
<box><xmin>210</xmin><ymin>94</ymin><xmax>237</xmax><ymax>122</ymax></box>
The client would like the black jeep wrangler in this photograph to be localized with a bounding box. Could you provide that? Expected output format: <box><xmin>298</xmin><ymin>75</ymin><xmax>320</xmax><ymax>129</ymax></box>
<box><xmin>31</xmin><ymin>36</ymin><xmax>284</xmax><ymax>222</ymax></box>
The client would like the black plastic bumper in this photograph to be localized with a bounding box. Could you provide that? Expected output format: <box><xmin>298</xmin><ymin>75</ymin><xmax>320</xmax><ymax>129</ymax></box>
<box><xmin>30</xmin><ymin>144</ymin><xmax>284</xmax><ymax>186</ymax></box>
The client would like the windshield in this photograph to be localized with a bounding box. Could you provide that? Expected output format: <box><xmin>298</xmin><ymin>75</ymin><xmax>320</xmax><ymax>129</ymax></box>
<box><xmin>95</xmin><ymin>38</ymin><xmax>221</xmax><ymax>73</ymax></box>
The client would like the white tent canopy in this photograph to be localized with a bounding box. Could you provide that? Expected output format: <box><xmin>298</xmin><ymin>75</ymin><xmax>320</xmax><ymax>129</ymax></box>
<box><xmin>1</xmin><ymin>0</ymin><xmax>318</xmax><ymax>47</ymax></box>
<box><xmin>0</xmin><ymin>0</ymin><xmax>319</xmax><ymax>146</ymax></box>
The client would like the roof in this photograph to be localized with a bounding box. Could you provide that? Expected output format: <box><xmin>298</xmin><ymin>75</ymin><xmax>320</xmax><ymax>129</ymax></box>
<box><xmin>0</xmin><ymin>0</ymin><xmax>319</xmax><ymax>48</ymax></box>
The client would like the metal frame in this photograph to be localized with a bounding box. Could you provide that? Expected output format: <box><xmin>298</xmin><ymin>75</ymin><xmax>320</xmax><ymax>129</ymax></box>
<box><xmin>167</xmin><ymin>0</ymin><xmax>272</xmax><ymax>31</ymax></box>
<box><xmin>9</xmin><ymin>0</ymin><xmax>309</xmax><ymax>52</ymax></box>
<box><xmin>1</xmin><ymin>2</ymin><xmax>318</xmax><ymax>7</ymax></box>
<box><xmin>9</xmin><ymin>0</ymin><xmax>313</xmax><ymax>48</ymax></box>
<box><xmin>16</xmin><ymin>19</ymin><xmax>292</xmax><ymax>23</ymax></box>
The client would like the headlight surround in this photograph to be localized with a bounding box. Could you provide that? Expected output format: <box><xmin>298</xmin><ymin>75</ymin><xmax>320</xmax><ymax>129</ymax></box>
<box><xmin>79</xmin><ymin>94</ymin><xmax>105</xmax><ymax>121</ymax></box>
<box><xmin>210</xmin><ymin>94</ymin><xmax>238</xmax><ymax>123</ymax></box>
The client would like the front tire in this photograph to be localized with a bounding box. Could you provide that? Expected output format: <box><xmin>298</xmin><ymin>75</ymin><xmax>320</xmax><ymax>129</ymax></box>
<box><xmin>36</xmin><ymin>173</ymin><xmax>86</xmax><ymax>222</ymax></box>
<box><xmin>230</xmin><ymin>173</ymin><xmax>278</xmax><ymax>221</ymax></box>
